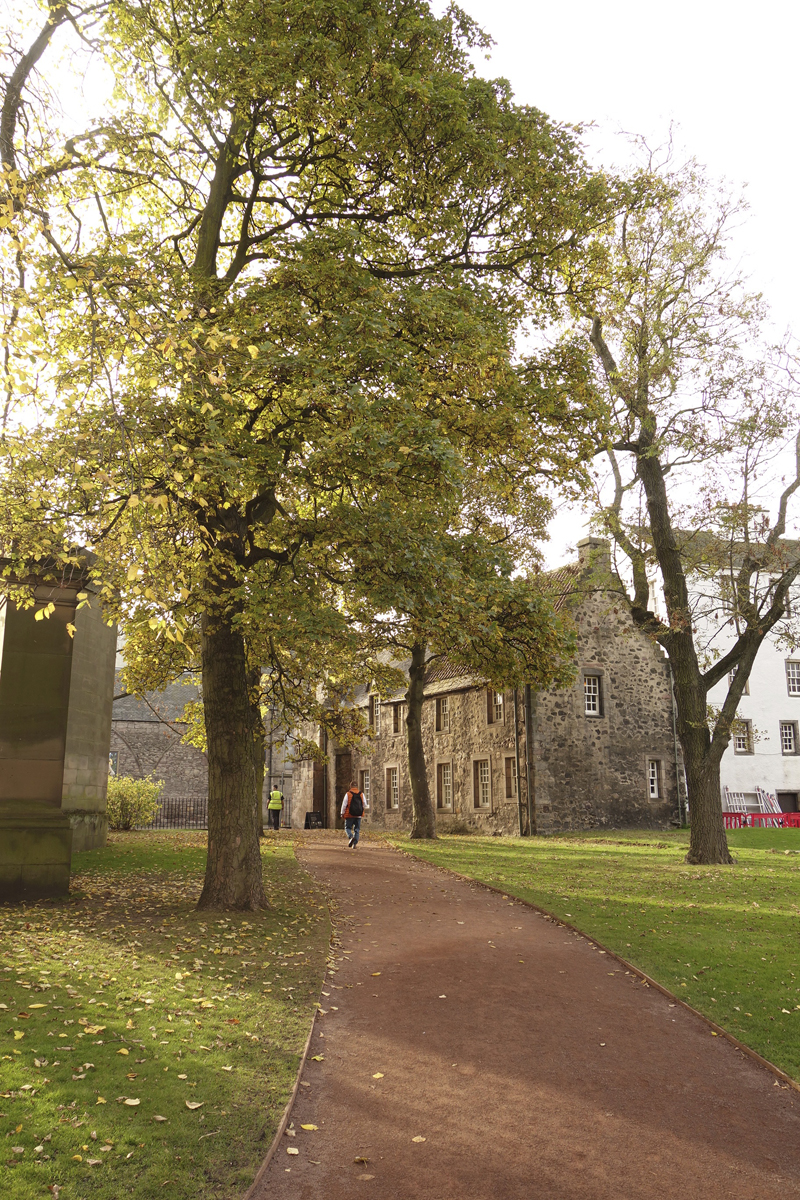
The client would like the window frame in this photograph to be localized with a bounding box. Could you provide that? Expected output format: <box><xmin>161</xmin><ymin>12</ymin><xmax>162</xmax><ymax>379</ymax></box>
<box><xmin>486</xmin><ymin>689</ymin><xmax>504</xmax><ymax>725</ymax></box>
<box><xmin>647</xmin><ymin>759</ymin><xmax>661</xmax><ymax>799</ymax></box>
<box><xmin>369</xmin><ymin>695</ymin><xmax>382</xmax><ymax>735</ymax></box>
<box><xmin>473</xmin><ymin>758</ymin><xmax>491</xmax><ymax>808</ymax></box>
<box><xmin>392</xmin><ymin>703</ymin><xmax>407</xmax><ymax>735</ymax></box>
<box><xmin>732</xmin><ymin>719</ymin><xmax>754</xmax><ymax>755</ymax></box>
<box><xmin>436</xmin><ymin>760</ymin><xmax>453</xmax><ymax>810</ymax></box>
<box><xmin>583</xmin><ymin>673</ymin><xmax>603</xmax><ymax>717</ymax></box>
<box><xmin>786</xmin><ymin>661</ymin><xmax>800</xmax><ymax>696</ymax></box>
<box><xmin>359</xmin><ymin>768</ymin><xmax>371</xmax><ymax>806</ymax></box>
<box><xmin>504</xmin><ymin>756</ymin><xmax>518</xmax><ymax>798</ymax></box>
<box><xmin>780</xmin><ymin>721</ymin><xmax>799</xmax><ymax>755</ymax></box>
<box><xmin>385</xmin><ymin>765</ymin><xmax>399</xmax><ymax>810</ymax></box>
<box><xmin>435</xmin><ymin>695</ymin><xmax>450</xmax><ymax>732</ymax></box>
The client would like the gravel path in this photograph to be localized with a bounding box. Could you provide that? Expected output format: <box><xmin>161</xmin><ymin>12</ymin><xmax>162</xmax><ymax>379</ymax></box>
<box><xmin>250</xmin><ymin>836</ymin><xmax>800</xmax><ymax>1200</ymax></box>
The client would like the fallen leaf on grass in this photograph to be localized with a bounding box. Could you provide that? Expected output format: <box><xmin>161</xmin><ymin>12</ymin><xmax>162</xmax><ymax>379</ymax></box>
<box><xmin>117</xmin><ymin>1048</ymin><xmax>129</xmax><ymax>1056</ymax></box>
<box><xmin>96</xmin><ymin>1097</ymin><xmax>106</xmax><ymax>1105</ymax></box>
<box><xmin>86</xmin><ymin>1158</ymin><xmax>103</xmax><ymax>1166</ymax></box>
<box><xmin>221</xmin><ymin>1065</ymin><xmax>233</xmax><ymax>1072</ymax></box>
<box><xmin>185</xmin><ymin>1101</ymin><xmax>204</xmax><ymax>1110</ymax></box>
<box><xmin>28</xmin><ymin>1004</ymin><xmax>46</xmax><ymax>1009</ymax></box>
<box><xmin>411</xmin><ymin>1136</ymin><xmax>426</xmax><ymax>1143</ymax></box>
<box><xmin>153</xmin><ymin>1116</ymin><xmax>168</xmax><ymax>1123</ymax></box>
<box><xmin>123</xmin><ymin>1098</ymin><xmax>140</xmax><ymax>1107</ymax></box>
<box><xmin>13</xmin><ymin>1031</ymin><xmax>24</xmax><ymax>1040</ymax></box>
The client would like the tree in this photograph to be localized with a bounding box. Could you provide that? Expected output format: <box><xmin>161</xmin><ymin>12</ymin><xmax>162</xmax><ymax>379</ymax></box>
<box><xmin>0</xmin><ymin>0</ymin><xmax>606</xmax><ymax>905</ymax></box>
<box><xmin>578</xmin><ymin>146</ymin><xmax>800</xmax><ymax>865</ymax></box>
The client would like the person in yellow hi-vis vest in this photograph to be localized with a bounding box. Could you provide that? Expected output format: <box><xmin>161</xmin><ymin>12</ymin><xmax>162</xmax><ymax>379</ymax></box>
<box><xmin>267</xmin><ymin>786</ymin><xmax>283</xmax><ymax>831</ymax></box>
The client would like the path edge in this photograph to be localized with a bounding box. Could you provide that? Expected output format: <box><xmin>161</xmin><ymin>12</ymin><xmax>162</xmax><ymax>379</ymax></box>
<box><xmin>388</xmin><ymin>838</ymin><xmax>800</xmax><ymax>1096</ymax></box>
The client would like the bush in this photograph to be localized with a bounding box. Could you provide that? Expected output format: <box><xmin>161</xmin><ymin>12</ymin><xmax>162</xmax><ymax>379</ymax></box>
<box><xmin>106</xmin><ymin>775</ymin><xmax>164</xmax><ymax>830</ymax></box>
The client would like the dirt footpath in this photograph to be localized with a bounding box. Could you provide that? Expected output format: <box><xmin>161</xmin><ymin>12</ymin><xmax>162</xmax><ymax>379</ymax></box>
<box><xmin>250</xmin><ymin>837</ymin><xmax>800</xmax><ymax>1200</ymax></box>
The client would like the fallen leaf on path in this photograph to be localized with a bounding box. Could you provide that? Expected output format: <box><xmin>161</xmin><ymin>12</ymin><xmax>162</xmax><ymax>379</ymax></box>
<box><xmin>311</xmin><ymin>1055</ymin><xmax>324</xmax><ymax>1061</ymax></box>
<box><xmin>438</xmin><ymin>995</ymin><xmax>446</xmax><ymax>999</ymax></box>
<box><xmin>411</xmin><ymin>1136</ymin><xmax>426</xmax><ymax>1143</ymax></box>
<box><xmin>358</xmin><ymin>1174</ymin><xmax>375</xmax><ymax>1180</ymax></box>
<box><xmin>372</xmin><ymin>1073</ymin><xmax>384</xmax><ymax>1079</ymax></box>
<box><xmin>185</xmin><ymin>1101</ymin><xmax>204</xmax><ymax>1110</ymax></box>
<box><xmin>287</xmin><ymin>1147</ymin><xmax>299</xmax><ymax>1156</ymax></box>
<box><xmin>355</xmin><ymin>1156</ymin><xmax>369</xmax><ymax>1164</ymax></box>
<box><xmin>301</xmin><ymin>1124</ymin><xmax>318</xmax><ymax>1131</ymax></box>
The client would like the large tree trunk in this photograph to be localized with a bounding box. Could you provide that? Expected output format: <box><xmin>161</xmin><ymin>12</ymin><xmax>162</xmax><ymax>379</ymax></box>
<box><xmin>406</xmin><ymin>641</ymin><xmax>436</xmax><ymax>840</ymax></box>
<box><xmin>683</xmin><ymin>738</ymin><xmax>732</xmax><ymax>864</ymax></box>
<box><xmin>197</xmin><ymin>609</ymin><xmax>267</xmax><ymax>910</ymax></box>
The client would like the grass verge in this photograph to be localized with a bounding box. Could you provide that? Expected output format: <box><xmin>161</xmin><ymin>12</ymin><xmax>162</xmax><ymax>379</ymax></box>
<box><xmin>1</xmin><ymin>831</ymin><xmax>330</xmax><ymax>1200</ymax></box>
<box><xmin>392</xmin><ymin>827</ymin><xmax>800</xmax><ymax>1081</ymax></box>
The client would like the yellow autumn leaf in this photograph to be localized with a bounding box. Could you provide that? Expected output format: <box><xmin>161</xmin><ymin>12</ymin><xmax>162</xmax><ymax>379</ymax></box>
<box><xmin>411</xmin><ymin>1136</ymin><xmax>426</xmax><ymax>1143</ymax></box>
<box><xmin>117</xmin><ymin>1048</ymin><xmax>129</xmax><ymax>1056</ymax></box>
<box><xmin>310</xmin><ymin>1054</ymin><xmax>324</xmax><ymax>1061</ymax></box>
<box><xmin>14</xmin><ymin>1030</ymin><xmax>24</xmax><ymax>1040</ymax></box>
<box><xmin>96</xmin><ymin>1097</ymin><xmax>107</xmax><ymax>1105</ymax></box>
<box><xmin>28</xmin><ymin>1004</ymin><xmax>46</xmax><ymax>1009</ymax></box>
<box><xmin>185</xmin><ymin>1100</ymin><xmax>204</xmax><ymax>1110</ymax></box>
<box><xmin>246</xmin><ymin>345</ymin><xmax>259</xmax><ymax>358</ymax></box>
<box><xmin>372</xmin><ymin>1072</ymin><xmax>384</xmax><ymax>1079</ymax></box>
<box><xmin>123</xmin><ymin>1098</ymin><xmax>140</xmax><ymax>1106</ymax></box>
<box><xmin>127</xmin><ymin>494</ymin><xmax>140</xmax><ymax>507</ymax></box>
<box><xmin>371</xmin><ymin>972</ymin><xmax>381</xmax><ymax>977</ymax></box>
<box><xmin>300</xmin><ymin>1124</ymin><xmax>318</xmax><ymax>1130</ymax></box>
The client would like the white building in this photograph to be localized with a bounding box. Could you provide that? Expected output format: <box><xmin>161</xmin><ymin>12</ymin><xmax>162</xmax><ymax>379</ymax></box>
<box><xmin>707</xmin><ymin>642</ymin><xmax>800</xmax><ymax>813</ymax></box>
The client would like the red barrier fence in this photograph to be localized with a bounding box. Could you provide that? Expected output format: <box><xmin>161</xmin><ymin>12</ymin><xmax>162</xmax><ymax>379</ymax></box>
<box><xmin>723</xmin><ymin>812</ymin><xmax>800</xmax><ymax>829</ymax></box>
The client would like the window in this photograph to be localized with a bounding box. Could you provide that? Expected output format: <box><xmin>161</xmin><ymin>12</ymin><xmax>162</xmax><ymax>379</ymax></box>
<box><xmin>584</xmin><ymin>674</ymin><xmax>602</xmax><ymax>716</ymax></box>
<box><xmin>385</xmin><ymin>766</ymin><xmax>399</xmax><ymax>810</ymax></box>
<box><xmin>732</xmin><ymin>720</ymin><xmax>753</xmax><ymax>754</ymax></box>
<box><xmin>487</xmin><ymin>689</ymin><xmax>504</xmax><ymax>724</ymax></box>
<box><xmin>787</xmin><ymin>662</ymin><xmax>800</xmax><ymax>696</ymax></box>
<box><xmin>780</xmin><ymin>722</ymin><xmax>798</xmax><ymax>755</ymax></box>
<box><xmin>392</xmin><ymin>703</ymin><xmax>407</xmax><ymax>734</ymax></box>
<box><xmin>108</xmin><ymin>751</ymin><xmax>119</xmax><ymax>777</ymax></box>
<box><xmin>437</xmin><ymin>762</ymin><xmax>453</xmax><ymax>809</ymax></box>
<box><xmin>728</xmin><ymin>668</ymin><xmax>750</xmax><ymax>696</ymax></box>
<box><xmin>505</xmin><ymin>756</ymin><xmax>518</xmax><ymax>798</ymax></box>
<box><xmin>360</xmin><ymin>769</ymin><xmax>370</xmax><ymax>806</ymax></box>
<box><xmin>435</xmin><ymin>695</ymin><xmax>450</xmax><ymax>732</ymax></box>
<box><xmin>473</xmin><ymin>759</ymin><xmax>491</xmax><ymax>808</ymax></box>
<box><xmin>369</xmin><ymin>695</ymin><xmax>381</xmax><ymax>734</ymax></box>
<box><xmin>647</xmin><ymin>759</ymin><xmax>661</xmax><ymax>799</ymax></box>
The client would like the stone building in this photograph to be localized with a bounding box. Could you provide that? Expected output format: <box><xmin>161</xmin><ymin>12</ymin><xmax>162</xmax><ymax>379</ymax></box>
<box><xmin>292</xmin><ymin>538</ymin><xmax>683</xmax><ymax>833</ymax></box>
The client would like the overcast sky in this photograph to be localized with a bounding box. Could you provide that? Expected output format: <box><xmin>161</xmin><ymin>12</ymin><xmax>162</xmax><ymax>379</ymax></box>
<box><xmin>452</xmin><ymin>0</ymin><xmax>799</xmax><ymax>564</ymax></box>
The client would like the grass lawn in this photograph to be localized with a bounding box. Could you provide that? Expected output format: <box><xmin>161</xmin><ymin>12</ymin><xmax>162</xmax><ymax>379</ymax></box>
<box><xmin>392</xmin><ymin>827</ymin><xmax>800</xmax><ymax>1082</ymax></box>
<box><xmin>1</xmin><ymin>831</ymin><xmax>330</xmax><ymax>1200</ymax></box>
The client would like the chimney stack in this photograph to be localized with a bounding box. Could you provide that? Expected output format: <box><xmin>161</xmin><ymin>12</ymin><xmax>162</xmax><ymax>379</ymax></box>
<box><xmin>577</xmin><ymin>537</ymin><xmax>612</xmax><ymax>574</ymax></box>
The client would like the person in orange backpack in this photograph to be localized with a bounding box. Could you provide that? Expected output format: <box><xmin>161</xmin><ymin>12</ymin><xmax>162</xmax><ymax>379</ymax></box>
<box><xmin>341</xmin><ymin>780</ymin><xmax>366</xmax><ymax>848</ymax></box>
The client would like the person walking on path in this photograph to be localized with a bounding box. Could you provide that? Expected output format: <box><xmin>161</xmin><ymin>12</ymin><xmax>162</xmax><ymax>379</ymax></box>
<box><xmin>341</xmin><ymin>780</ymin><xmax>366</xmax><ymax>847</ymax></box>
<box><xmin>267</xmin><ymin>785</ymin><xmax>283</xmax><ymax>832</ymax></box>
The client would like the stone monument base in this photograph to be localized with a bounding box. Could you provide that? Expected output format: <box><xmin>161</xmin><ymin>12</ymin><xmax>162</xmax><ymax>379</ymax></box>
<box><xmin>0</xmin><ymin>805</ymin><xmax>73</xmax><ymax>899</ymax></box>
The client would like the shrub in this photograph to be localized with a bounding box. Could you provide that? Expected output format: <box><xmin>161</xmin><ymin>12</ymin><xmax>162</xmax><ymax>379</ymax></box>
<box><xmin>106</xmin><ymin>775</ymin><xmax>164</xmax><ymax>830</ymax></box>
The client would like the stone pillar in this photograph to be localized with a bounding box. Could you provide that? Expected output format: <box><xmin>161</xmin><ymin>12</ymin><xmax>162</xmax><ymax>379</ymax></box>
<box><xmin>0</xmin><ymin>574</ymin><xmax>116</xmax><ymax>896</ymax></box>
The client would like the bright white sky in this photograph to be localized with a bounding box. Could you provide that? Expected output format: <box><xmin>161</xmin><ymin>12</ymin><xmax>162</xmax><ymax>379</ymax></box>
<box><xmin>455</xmin><ymin>0</ymin><xmax>800</xmax><ymax>565</ymax></box>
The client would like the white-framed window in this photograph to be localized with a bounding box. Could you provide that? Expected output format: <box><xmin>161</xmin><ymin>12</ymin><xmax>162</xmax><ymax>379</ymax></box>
<box><xmin>647</xmin><ymin>759</ymin><xmax>661</xmax><ymax>799</ymax></box>
<box><xmin>435</xmin><ymin>695</ymin><xmax>450</xmax><ymax>732</ymax></box>
<box><xmin>780</xmin><ymin>722</ymin><xmax>798</xmax><ymax>755</ymax></box>
<box><xmin>787</xmin><ymin>661</ymin><xmax>800</xmax><ymax>696</ymax></box>
<box><xmin>108</xmin><ymin>750</ymin><xmax>119</xmax><ymax>776</ymax></box>
<box><xmin>392</xmin><ymin>703</ymin><xmax>407</xmax><ymax>734</ymax></box>
<box><xmin>584</xmin><ymin>674</ymin><xmax>602</xmax><ymax>716</ymax></box>
<box><xmin>385</xmin><ymin>766</ymin><xmax>399</xmax><ymax>810</ymax></box>
<box><xmin>492</xmin><ymin>691</ymin><xmax>504</xmax><ymax>723</ymax></box>
<box><xmin>505</xmin><ymin>756</ymin><xmax>518</xmax><ymax>798</ymax></box>
<box><xmin>474</xmin><ymin>759</ymin><xmax>491</xmax><ymax>808</ymax></box>
<box><xmin>732</xmin><ymin>720</ymin><xmax>753</xmax><ymax>754</ymax></box>
<box><xmin>359</xmin><ymin>769</ymin><xmax>370</xmax><ymax>806</ymax></box>
<box><xmin>369</xmin><ymin>695</ymin><xmax>381</xmax><ymax>734</ymax></box>
<box><xmin>437</xmin><ymin>761</ymin><xmax>453</xmax><ymax>809</ymax></box>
